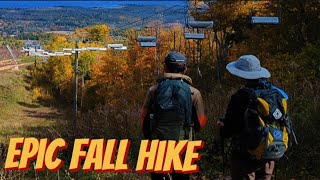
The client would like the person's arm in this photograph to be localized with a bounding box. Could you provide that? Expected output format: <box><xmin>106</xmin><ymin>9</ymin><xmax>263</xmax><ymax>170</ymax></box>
<box><xmin>221</xmin><ymin>90</ymin><xmax>249</xmax><ymax>138</ymax></box>
<box><xmin>191</xmin><ymin>88</ymin><xmax>207</xmax><ymax>131</ymax></box>
<box><xmin>220</xmin><ymin>95</ymin><xmax>237</xmax><ymax>138</ymax></box>
<box><xmin>141</xmin><ymin>87</ymin><xmax>153</xmax><ymax>139</ymax></box>
<box><xmin>141</xmin><ymin>85</ymin><xmax>158</xmax><ymax>139</ymax></box>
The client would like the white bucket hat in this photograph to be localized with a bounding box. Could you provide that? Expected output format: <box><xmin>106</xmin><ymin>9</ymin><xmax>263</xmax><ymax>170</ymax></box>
<box><xmin>226</xmin><ymin>55</ymin><xmax>271</xmax><ymax>79</ymax></box>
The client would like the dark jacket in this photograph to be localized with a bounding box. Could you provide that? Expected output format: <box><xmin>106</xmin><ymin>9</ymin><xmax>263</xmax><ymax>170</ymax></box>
<box><xmin>221</xmin><ymin>87</ymin><xmax>252</xmax><ymax>139</ymax></box>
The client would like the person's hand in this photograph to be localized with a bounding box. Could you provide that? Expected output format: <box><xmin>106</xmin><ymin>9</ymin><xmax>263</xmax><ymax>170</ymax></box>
<box><xmin>265</xmin><ymin>161</ymin><xmax>275</xmax><ymax>175</ymax></box>
<box><xmin>217</xmin><ymin>121</ymin><xmax>224</xmax><ymax>128</ymax></box>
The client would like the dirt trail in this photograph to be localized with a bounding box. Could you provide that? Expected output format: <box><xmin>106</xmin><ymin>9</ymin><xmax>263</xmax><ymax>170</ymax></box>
<box><xmin>0</xmin><ymin>62</ymin><xmax>33</xmax><ymax>72</ymax></box>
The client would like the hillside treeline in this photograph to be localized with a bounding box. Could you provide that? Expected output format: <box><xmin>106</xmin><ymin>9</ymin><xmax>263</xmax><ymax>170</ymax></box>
<box><xmin>22</xmin><ymin>0</ymin><xmax>320</xmax><ymax>179</ymax></box>
<box><xmin>0</xmin><ymin>4</ymin><xmax>184</xmax><ymax>35</ymax></box>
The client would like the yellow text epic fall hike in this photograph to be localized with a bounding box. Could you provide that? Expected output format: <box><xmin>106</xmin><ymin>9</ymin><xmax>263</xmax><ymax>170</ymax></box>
<box><xmin>4</xmin><ymin>138</ymin><xmax>204</xmax><ymax>173</ymax></box>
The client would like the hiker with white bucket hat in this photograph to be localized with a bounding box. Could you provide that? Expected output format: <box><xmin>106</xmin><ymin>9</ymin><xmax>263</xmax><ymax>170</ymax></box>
<box><xmin>226</xmin><ymin>55</ymin><xmax>271</xmax><ymax>80</ymax></box>
<box><xmin>217</xmin><ymin>55</ymin><xmax>295</xmax><ymax>179</ymax></box>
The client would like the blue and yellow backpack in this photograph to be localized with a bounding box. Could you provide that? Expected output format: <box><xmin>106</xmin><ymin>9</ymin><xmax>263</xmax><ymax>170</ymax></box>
<box><xmin>241</xmin><ymin>81</ymin><xmax>297</xmax><ymax>160</ymax></box>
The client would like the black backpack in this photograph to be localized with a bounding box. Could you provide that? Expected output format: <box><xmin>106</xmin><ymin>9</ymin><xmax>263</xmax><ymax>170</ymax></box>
<box><xmin>150</xmin><ymin>79</ymin><xmax>193</xmax><ymax>141</ymax></box>
<box><xmin>240</xmin><ymin>81</ymin><xmax>297</xmax><ymax>160</ymax></box>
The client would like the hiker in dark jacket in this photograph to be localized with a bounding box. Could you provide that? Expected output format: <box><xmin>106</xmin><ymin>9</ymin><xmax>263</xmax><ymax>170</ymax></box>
<box><xmin>217</xmin><ymin>55</ymin><xmax>288</xmax><ymax>180</ymax></box>
<box><xmin>141</xmin><ymin>51</ymin><xmax>207</xmax><ymax>180</ymax></box>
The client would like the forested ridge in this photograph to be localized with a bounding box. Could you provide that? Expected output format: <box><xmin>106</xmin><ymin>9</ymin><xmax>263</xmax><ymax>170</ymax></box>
<box><xmin>0</xmin><ymin>4</ymin><xmax>184</xmax><ymax>35</ymax></box>
<box><xmin>0</xmin><ymin>0</ymin><xmax>320</xmax><ymax>179</ymax></box>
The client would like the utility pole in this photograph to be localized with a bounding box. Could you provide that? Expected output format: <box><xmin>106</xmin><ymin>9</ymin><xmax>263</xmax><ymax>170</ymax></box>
<box><xmin>73</xmin><ymin>39</ymin><xmax>79</xmax><ymax>132</ymax></box>
<box><xmin>35</xmin><ymin>47</ymin><xmax>37</xmax><ymax>66</ymax></box>
<box><xmin>30</xmin><ymin>43</ymin><xmax>38</xmax><ymax>66</ymax></box>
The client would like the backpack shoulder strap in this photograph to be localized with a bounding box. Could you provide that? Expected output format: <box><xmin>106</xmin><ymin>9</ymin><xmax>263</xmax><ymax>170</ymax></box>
<box><xmin>238</xmin><ymin>87</ymin><xmax>257</xmax><ymax>134</ymax></box>
<box><xmin>259</xmin><ymin>80</ymin><xmax>289</xmax><ymax>100</ymax></box>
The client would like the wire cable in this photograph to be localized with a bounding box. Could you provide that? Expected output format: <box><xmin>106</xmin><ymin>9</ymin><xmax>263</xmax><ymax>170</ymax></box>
<box><xmin>114</xmin><ymin>1</ymin><xmax>188</xmax><ymax>32</ymax></box>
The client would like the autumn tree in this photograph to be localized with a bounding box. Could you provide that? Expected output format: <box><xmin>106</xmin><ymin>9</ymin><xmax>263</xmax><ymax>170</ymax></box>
<box><xmin>189</xmin><ymin>0</ymin><xmax>273</xmax><ymax>84</ymax></box>
<box><xmin>45</xmin><ymin>34</ymin><xmax>71</xmax><ymax>51</ymax></box>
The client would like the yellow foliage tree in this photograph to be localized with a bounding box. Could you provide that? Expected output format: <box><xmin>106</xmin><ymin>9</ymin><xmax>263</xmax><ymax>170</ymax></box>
<box><xmin>47</xmin><ymin>56</ymin><xmax>73</xmax><ymax>95</ymax></box>
<box><xmin>45</xmin><ymin>34</ymin><xmax>71</xmax><ymax>51</ymax></box>
<box><xmin>84</xmin><ymin>24</ymin><xmax>113</xmax><ymax>43</ymax></box>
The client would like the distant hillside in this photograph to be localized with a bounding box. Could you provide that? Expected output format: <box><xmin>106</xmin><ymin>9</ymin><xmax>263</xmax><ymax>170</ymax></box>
<box><xmin>10</xmin><ymin>0</ymin><xmax>188</xmax><ymax>1</ymax></box>
<box><xmin>0</xmin><ymin>4</ymin><xmax>185</xmax><ymax>35</ymax></box>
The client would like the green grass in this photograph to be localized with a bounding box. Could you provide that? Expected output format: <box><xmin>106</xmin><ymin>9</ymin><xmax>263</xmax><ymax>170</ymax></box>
<box><xmin>0</xmin><ymin>66</ymin><xmax>63</xmax><ymax>143</ymax></box>
<box><xmin>20</xmin><ymin>56</ymin><xmax>36</xmax><ymax>63</ymax></box>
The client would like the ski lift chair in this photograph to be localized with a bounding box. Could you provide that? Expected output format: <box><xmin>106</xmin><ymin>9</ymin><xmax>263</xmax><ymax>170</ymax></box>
<box><xmin>107</xmin><ymin>35</ymin><xmax>128</xmax><ymax>51</ymax></box>
<box><xmin>184</xmin><ymin>21</ymin><xmax>213</xmax><ymax>39</ymax></box>
<box><xmin>136</xmin><ymin>36</ymin><xmax>157</xmax><ymax>47</ymax></box>
<box><xmin>136</xmin><ymin>35</ymin><xmax>158</xmax><ymax>74</ymax></box>
<box><xmin>251</xmin><ymin>16</ymin><xmax>280</xmax><ymax>24</ymax></box>
<box><xmin>250</xmin><ymin>1</ymin><xmax>281</xmax><ymax>24</ymax></box>
<box><xmin>184</xmin><ymin>20</ymin><xmax>213</xmax><ymax>78</ymax></box>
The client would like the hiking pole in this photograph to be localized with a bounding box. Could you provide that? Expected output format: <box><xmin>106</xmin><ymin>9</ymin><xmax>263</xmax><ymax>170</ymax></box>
<box><xmin>221</xmin><ymin>128</ymin><xmax>225</xmax><ymax>176</ymax></box>
<box><xmin>219</xmin><ymin>117</ymin><xmax>225</xmax><ymax>176</ymax></box>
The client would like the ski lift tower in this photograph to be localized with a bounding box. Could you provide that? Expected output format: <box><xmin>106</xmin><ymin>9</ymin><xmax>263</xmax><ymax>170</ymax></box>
<box><xmin>28</xmin><ymin>42</ymin><xmax>42</xmax><ymax>66</ymax></box>
<box><xmin>6</xmin><ymin>45</ymin><xmax>19</xmax><ymax>70</ymax></box>
<box><xmin>184</xmin><ymin>20</ymin><xmax>213</xmax><ymax>78</ymax></box>
<box><xmin>65</xmin><ymin>38</ymin><xmax>107</xmax><ymax>131</ymax></box>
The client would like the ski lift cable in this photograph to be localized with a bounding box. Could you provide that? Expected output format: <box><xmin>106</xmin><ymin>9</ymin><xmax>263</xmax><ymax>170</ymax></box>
<box><xmin>108</xmin><ymin>5</ymin><xmax>186</xmax><ymax>50</ymax></box>
<box><xmin>137</xmin><ymin>8</ymin><xmax>189</xmax><ymax>30</ymax></box>
<box><xmin>115</xmin><ymin>2</ymin><xmax>187</xmax><ymax>32</ymax></box>
<box><xmin>117</xmin><ymin>1</ymin><xmax>209</xmax><ymax>50</ymax></box>
<box><xmin>122</xmin><ymin>3</ymin><xmax>185</xmax><ymax>29</ymax></box>
<box><xmin>131</xmin><ymin>1</ymin><xmax>211</xmax><ymax>47</ymax></box>
<box><xmin>110</xmin><ymin>2</ymin><xmax>188</xmax><ymax>48</ymax></box>
<box><xmin>135</xmin><ymin>5</ymin><xmax>186</xmax><ymax>46</ymax></box>
<box><xmin>118</xmin><ymin>8</ymin><xmax>185</xmax><ymax>30</ymax></box>
<box><xmin>130</xmin><ymin>2</ymin><xmax>190</xmax><ymax>32</ymax></box>
<box><xmin>118</xmin><ymin>1</ymin><xmax>212</xmax><ymax>52</ymax></box>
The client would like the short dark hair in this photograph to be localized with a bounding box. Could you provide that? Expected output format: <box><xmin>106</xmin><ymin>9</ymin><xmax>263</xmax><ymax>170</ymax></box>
<box><xmin>165</xmin><ymin>61</ymin><xmax>186</xmax><ymax>73</ymax></box>
<box><xmin>164</xmin><ymin>51</ymin><xmax>187</xmax><ymax>73</ymax></box>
